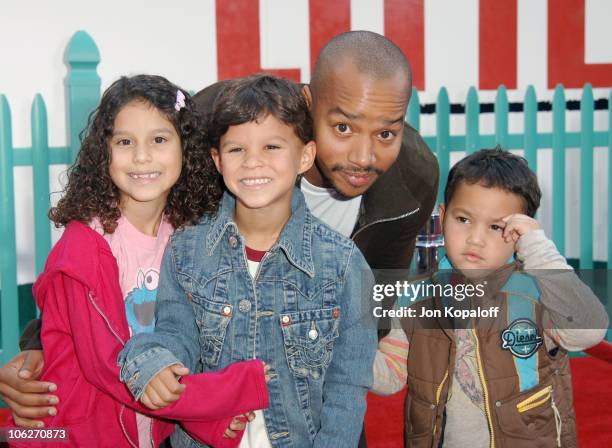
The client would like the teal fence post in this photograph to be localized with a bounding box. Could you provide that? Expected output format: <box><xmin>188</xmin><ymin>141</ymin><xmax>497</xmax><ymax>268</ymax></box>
<box><xmin>31</xmin><ymin>95</ymin><xmax>52</xmax><ymax>276</ymax></box>
<box><xmin>494</xmin><ymin>85</ymin><xmax>509</xmax><ymax>148</ymax></box>
<box><xmin>552</xmin><ymin>84</ymin><xmax>566</xmax><ymax>255</ymax></box>
<box><xmin>609</xmin><ymin>89</ymin><xmax>612</xmax><ymax>271</ymax></box>
<box><xmin>579</xmin><ymin>84</ymin><xmax>594</xmax><ymax>269</ymax></box>
<box><xmin>523</xmin><ymin>86</ymin><xmax>538</xmax><ymax>172</ymax></box>
<box><xmin>466</xmin><ymin>87</ymin><xmax>479</xmax><ymax>154</ymax></box>
<box><xmin>64</xmin><ymin>31</ymin><xmax>101</xmax><ymax>164</ymax></box>
<box><xmin>436</xmin><ymin>87</ymin><xmax>450</xmax><ymax>203</ymax></box>
<box><xmin>407</xmin><ymin>87</ymin><xmax>420</xmax><ymax>132</ymax></box>
<box><xmin>0</xmin><ymin>96</ymin><xmax>20</xmax><ymax>363</ymax></box>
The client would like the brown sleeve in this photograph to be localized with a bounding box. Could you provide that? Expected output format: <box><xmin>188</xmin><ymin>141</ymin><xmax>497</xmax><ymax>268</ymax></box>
<box><xmin>19</xmin><ymin>318</ymin><xmax>42</xmax><ymax>351</ymax></box>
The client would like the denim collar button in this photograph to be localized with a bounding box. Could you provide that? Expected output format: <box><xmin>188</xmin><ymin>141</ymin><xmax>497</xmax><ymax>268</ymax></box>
<box><xmin>228</xmin><ymin>235</ymin><xmax>238</xmax><ymax>248</ymax></box>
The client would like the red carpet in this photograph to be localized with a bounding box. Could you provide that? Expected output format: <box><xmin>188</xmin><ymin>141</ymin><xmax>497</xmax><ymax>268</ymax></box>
<box><xmin>365</xmin><ymin>356</ymin><xmax>612</xmax><ymax>447</ymax></box>
<box><xmin>0</xmin><ymin>357</ymin><xmax>610</xmax><ymax>445</ymax></box>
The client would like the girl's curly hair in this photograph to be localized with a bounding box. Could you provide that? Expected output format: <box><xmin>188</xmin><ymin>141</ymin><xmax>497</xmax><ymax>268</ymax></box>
<box><xmin>49</xmin><ymin>74</ymin><xmax>222</xmax><ymax>233</ymax></box>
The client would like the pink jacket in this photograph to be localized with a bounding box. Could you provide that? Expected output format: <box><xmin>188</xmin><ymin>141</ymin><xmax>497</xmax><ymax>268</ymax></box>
<box><xmin>8</xmin><ymin>221</ymin><xmax>268</xmax><ymax>447</ymax></box>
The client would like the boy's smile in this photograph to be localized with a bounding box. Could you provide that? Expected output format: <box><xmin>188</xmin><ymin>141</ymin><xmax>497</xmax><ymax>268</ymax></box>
<box><xmin>440</xmin><ymin>182</ymin><xmax>526</xmax><ymax>277</ymax></box>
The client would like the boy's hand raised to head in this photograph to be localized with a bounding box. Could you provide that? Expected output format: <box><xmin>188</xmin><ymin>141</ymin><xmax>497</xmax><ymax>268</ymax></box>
<box><xmin>140</xmin><ymin>363</ymin><xmax>189</xmax><ymax>410</ymax></box>
<box><xmin>501</xmin><ymin>214</ymin><xmax>540</xmax><ymax>244</ymax></box>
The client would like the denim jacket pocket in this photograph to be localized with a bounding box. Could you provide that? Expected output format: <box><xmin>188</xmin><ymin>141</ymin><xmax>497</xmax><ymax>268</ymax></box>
<box><xmin>280</xmin><ymin>307</ymin><xmax>341</xmax><ymax>380</ymax></box>
<box><xmin>191</xmin><ymin>293</ymin><xmax>233</xmax><ymax>367</ymax></box>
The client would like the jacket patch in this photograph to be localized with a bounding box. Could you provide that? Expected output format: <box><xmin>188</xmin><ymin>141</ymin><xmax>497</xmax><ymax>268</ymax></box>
<box><xmin>501</xmin><ymin>318</ymin><xmax>543</xmax><ymax>358</ymax></box>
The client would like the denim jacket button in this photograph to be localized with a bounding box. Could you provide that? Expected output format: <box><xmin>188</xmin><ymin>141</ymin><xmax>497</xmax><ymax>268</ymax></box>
<box><xmin>332</xmin><ymin>308</ymin><xmax>340</xmax><ymax>319</ymax></box>
<box><xmin>239</xmin><ymin>299</ymin><xmax>251</xmax><ymax>313</ymax></box>
<box><xmin>222</xmin><ymin>306</ymin><xmax>232</xmax><ymax>316</ymax></box>
<box><xmin>281</xmin><ymin>315</ymin><xmax>291</xmax><ymax>326</ymax></box>
<box><xmin>308</xmin><ymin>329</ymin><xmax>318</xmax><ymax>340</ymax></box>
<box><xmin>229</xmin><ymin>235</ymin><xmax>238</xmax><ymax>248</ymax></box>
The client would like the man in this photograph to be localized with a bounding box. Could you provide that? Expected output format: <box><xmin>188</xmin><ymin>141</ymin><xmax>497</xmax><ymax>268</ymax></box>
<box><xmin>0</xmin><ymin>31</ymin><xmax>438</xmax><ymax>446</ymax></box>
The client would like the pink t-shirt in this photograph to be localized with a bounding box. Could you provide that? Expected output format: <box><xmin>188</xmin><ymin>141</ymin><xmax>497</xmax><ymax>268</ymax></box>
<box><xmin>91</xmin><ymin>215</ymin><xmax>173</xmax><ymax>448</ymax></box>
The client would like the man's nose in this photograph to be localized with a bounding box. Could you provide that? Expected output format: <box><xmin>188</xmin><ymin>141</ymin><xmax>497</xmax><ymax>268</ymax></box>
<box><xmin>347</xmin><ymin>136</ymin><xmax>375</xmax><ymax>169</ymax></box>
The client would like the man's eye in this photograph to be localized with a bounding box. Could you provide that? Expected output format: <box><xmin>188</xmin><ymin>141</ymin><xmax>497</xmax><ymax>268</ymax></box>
<box><xmin>334</xmin><ymin>123</ymin><xmax>351</xmax><ymax>134</ymax></box>
<box><xmin>379</xmin><ymin>130</ymin><xmax>395</xmax><ymax>141</ymax></box>
<box><xmin>154</xmin><ymin>136</ymin><xmax>167</xmax><ymax>144</ymax></box>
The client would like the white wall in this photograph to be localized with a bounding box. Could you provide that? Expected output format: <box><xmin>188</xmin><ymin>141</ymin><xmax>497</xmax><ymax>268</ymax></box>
<box><xmin>1</xmin><ymin>0</ymin><xmax>611</xmax><ymax>283</ymax></box>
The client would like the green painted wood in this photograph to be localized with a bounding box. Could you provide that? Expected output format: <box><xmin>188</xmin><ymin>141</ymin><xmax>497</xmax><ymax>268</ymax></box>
<box><xmin>524</xmin><ymin>86</ymin><xmax>538</xmax><ymax>172</ymax></box>
<box><xmin>436</xmin><ymin>87</ymin><xmax>450</xmax><ymax>203</ymax></box>
<box><xmin>494</xmin><ymin>85</ymin><xmax>509</xmax><ymax>148</ymax></box>
<box><xmin>407</xmin><ymin>87</ymin><xmax>420</xmax><ymax>131</ymax></box>
<box><xmin>580</xmin><ymin>84</ymin><xmax>594</xmax><ymax>269</ymax></box>
<box><xmin>0</xmin><ymin>96</ymin><xmax>20</xmax><ymax>363</ymax></box>
<box><xmin>465</xmin><ymin>87</ymin><xmax>479</xmax><ymax>154</ymax></box>
<box><xmin>65</xmin><ymin>31</ymin><xmax>101</xmax><ymax>164</ymax></box>
<box><xmin>609</xmin><ymin>90</ymin><xmax>612</xmax><ymax>270</ymax></box>
<box><xmin>31</xmin><ymin>95</ymin><xmax>52</xmax><ymax>276</ymax></box>
<box><xmin>552</xmin><ymin>84</ymin><xmax>566</xmax><ymax>256</ymax></box>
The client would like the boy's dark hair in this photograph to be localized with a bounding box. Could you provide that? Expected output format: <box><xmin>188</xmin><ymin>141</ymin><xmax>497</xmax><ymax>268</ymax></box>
<box><xmin>209</xmin><ymin>74</ymin><xmax>313</xmax><ymax>148</ymax></box>
<box><xmin>49</xmin><ymin>74</ymin><xmax>222</xmax><ymax>233</ymax></box>
<box><xmin>444</xmin><ymin>146</ymin><xmax>541</xmax><ymax>217</ymax></box>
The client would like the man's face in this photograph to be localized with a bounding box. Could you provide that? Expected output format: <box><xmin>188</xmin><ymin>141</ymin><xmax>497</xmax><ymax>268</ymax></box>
<box><xmin>306</xmin><ymin>61</ymin><xmax>410</xmax><ymax>198</ymax></box>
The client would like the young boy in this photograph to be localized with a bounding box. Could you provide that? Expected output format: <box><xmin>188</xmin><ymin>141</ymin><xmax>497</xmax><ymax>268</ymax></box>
<box><xmin>119</xmin><ymin>75</ymin><xmax>377</xmax><ymax>448</ymax></box>
<box><xmin>372</xmin><ymin>147</ymin><xmax>608</xmax><ymax>447</ymax></box>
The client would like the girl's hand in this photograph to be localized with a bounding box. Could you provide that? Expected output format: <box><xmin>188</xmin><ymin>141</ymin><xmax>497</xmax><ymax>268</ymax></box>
<box><xmin>501</xmin><ymin>214</ymin><xmax>540</xmax><ymax>244</ymax></box>
<box><xmin>140</xmin><ymin>363</ymin><xmax>189</xmax><ymax>410</ymax></box>
<box><xmin>223</xmin><ymin>412</ymin><xmax>256</xmax><ymax>439</ymax></box>
<box><xmin>263</xmin><ymin>362</ymin><xmax>271</xmax><ymax>383</ymax></box>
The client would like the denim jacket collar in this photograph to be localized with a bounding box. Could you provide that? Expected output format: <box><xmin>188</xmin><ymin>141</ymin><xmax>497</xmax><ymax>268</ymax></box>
<box><xmin>206</xmin><ymin>188</ymin><xmax>316</xmax><ymax>278</ymax></box>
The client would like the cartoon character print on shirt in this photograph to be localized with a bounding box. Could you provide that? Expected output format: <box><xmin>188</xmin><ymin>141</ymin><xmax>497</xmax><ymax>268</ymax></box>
<box><xmin>125</xmin><ymin>269</ymin><xmax>159</xmax><ymax>335</ymax></box>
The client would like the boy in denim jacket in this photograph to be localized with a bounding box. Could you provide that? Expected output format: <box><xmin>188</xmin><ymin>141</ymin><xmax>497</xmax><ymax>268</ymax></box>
<box><xmin>119</xmin><ymin>75</ymin><xmax>377</xmax><ymax>448</ymax></box>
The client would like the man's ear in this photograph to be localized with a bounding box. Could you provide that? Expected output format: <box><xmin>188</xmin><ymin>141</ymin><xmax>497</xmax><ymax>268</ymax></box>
<box><xmin>298</xmin><ymin>141</ymin><xmax>316</xmax><ymax>175</ymax></box>
<box><xmin>302</xmin><ymin>84</ymin><xmax>312</xmax><ymax>109</ymax></box>
<box><xmin>210</xmin><ymin>148</ymin><xmax>222</xmax><ymax>174</ymax></box>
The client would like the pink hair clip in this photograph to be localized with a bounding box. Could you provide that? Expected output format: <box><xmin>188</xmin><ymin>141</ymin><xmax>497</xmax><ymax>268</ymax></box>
<box><xmin>175</xmin><ymin>90</ymin><xmax>186</xmax><ymax>111</ymax></box>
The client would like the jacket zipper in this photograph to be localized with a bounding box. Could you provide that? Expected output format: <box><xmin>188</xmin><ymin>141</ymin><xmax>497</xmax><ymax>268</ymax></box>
<box><xmin>516</xmin><ymin>385</ymin><xmax>552</xmax><ymax>413</ymax></box>
<box><xmin>472</xmin><ymin>329</ymin><xmax>495</xmax><ymax>448</ymax></box>
<box><xmin>352</xmin><ymin>207</ymin><xmax>420</xmax><ymax>239</ymax></box>
<box><xmin>88</xmin><ymin>291</ymin><xmax>139</xmax><ymax>448</ymax></box>
<box><xmin>431</xmin><ymin>370</ymin><xmax>449</xmax><ymax>438</ymax></box>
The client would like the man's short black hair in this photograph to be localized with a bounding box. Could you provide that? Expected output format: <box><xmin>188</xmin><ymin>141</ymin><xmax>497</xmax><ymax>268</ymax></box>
<box><xmin>444</xmin><ymin>146</ymin><xmax>541</xmax><ymax>217</ymax></box>
<box><xmin>310</xmin><ymin>30</ymin><xmax>411</xmax><ymax>97</ymax></box>
<box><xmin>209</xmin><ymin>74</ymin><xmax>312</xmax><ymax>148</ymax></box>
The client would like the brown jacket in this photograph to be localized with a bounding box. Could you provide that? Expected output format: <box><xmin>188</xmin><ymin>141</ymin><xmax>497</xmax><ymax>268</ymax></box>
<box><xmin>401</xmin><ymin>263</ymin><xmax>577</xmax><ymax>448</ymax></box>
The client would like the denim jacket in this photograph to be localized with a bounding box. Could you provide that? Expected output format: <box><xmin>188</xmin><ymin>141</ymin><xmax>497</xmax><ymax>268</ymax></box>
<box><xmin>119</xmin><ymin>188</ymin><xmax>377</xmax><ymax>448</ymax></box>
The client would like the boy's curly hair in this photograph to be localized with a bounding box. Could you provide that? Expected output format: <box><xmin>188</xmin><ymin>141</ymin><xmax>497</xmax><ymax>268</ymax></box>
<box><xmin>49</xmin><ymin>74</ymin><xmax>222</xmax><ymax>233</ymax></box>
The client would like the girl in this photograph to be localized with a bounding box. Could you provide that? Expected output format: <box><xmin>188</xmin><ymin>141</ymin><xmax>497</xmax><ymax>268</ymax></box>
<box><xmin>7</xmin><ymin>75</ymin><xmax>268</xmax><ymax>448</ymax></box>
<box><xmin>119</xmin><ymin>75</ymin><xmax>377</xmax><ymax>448</ymax></box>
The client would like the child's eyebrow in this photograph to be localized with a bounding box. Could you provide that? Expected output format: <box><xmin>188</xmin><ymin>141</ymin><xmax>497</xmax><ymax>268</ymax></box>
<box><xmin>452</xmin><ymin>207</ymin><xmax>472</xmax><ymax>216</ymax></box>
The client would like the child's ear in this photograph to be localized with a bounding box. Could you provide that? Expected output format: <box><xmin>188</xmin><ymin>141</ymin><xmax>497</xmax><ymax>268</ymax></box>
<box><xmin>302</xmin><ymin>85</ymin><xmax>312</xmax><ymax>109</ymax></box>
<box><xmin>438</xmin><ymin>203</ymin><xmax>446</xmax><ymax>224</ymax></box>
<box><xmin>298</xmin><ymin>141</ymin><xmax>316</xmax><ymax>175</ymax></box>
<box><xmin>210</xmin><ymin>148</ymin><xmax>222</xmax><ymax>174</ymax></box>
